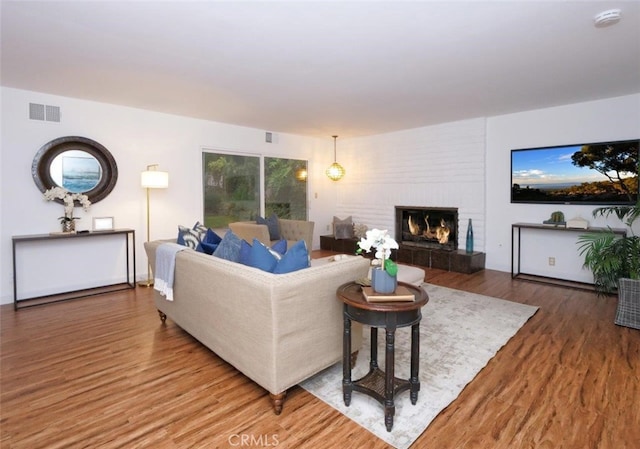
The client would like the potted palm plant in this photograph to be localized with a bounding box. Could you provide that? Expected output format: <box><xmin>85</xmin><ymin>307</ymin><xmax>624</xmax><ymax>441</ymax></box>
<box><xmin>577</xmin><ymin>200</ymin><xmax>640</xmax><ymax>328</ymax></box>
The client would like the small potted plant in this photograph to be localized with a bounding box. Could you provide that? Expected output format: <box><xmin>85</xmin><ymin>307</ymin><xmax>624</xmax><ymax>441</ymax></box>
<box><xmin>577</xmin><ymin>200</ymin><xmax>640</xmax><ymax>328</ymax></box>
<box><xmin>357</xmin><ymin>228</ymin><xmax>399</xmax><ymax>294</ymax></box>
<box><xmin>43</xmin><ymin>186</ymin><xmax>91</xmax><ymax>232</ymax></box>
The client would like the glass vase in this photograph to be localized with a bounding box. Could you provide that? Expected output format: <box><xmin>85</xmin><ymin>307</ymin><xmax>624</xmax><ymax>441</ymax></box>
<box><xmin>465</xmin><ymin>218</ymin><xmax>474</xmax><ymax>254</ymax></box>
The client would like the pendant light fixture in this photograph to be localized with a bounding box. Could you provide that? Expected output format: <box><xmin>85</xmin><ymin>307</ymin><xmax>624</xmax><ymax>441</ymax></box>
<box><xmin>326</xmin><ymin>135</ymin><xmax>345</xmax><ymax>181</ymax></box>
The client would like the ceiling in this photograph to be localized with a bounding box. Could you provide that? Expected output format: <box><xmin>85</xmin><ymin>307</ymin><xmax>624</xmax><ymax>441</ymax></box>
<box><xmin>2</xmin><ymin>1</ymin><xmax>639</xmax><ymax>138</ymax></box>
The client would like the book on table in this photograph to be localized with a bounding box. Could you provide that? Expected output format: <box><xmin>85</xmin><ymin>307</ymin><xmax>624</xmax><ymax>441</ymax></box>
<box><xmin>362</xmin><ymin>285</ymin><xmax>415</xmax><ymax>302</ymax></box>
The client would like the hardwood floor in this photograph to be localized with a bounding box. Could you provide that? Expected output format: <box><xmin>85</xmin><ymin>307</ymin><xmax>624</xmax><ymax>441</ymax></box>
<box><xmin>1</xmin><ymin>256</ymin><xmax>638</xmax><ymax>448</ymax></box>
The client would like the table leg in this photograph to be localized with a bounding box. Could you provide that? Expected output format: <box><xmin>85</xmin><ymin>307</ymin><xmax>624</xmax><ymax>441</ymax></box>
<box><xmin>410</xmin><ymin>322</ymin><xmax>420</xmax><ymax>405</ymax></box>
<box><xmin>384</xmin><ymin>327</ymin><xmax>396</xmax><ymax>432</ymax></box>
<box><xmin>342</xmin><ymin>307</ymin><xmax>352</xmax><ymax>406</ymax></box>
<box><xmin>370</xmin><ymin>326</ymin><xmax>378</xmax><ymax>370</ymax></box>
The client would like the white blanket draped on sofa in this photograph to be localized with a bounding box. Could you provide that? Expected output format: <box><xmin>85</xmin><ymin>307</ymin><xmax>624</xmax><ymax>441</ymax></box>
<box><xmin>154</xmin><ymin>243</ymin><xmax>186</xmax><ymax>300</ymax></box>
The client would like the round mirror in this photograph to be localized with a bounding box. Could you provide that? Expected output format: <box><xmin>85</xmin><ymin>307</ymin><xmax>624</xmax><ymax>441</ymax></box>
<box><xmin>32</xmin><ymin>136</ymin><xmax>118</xmax><ymax>205</ymax></box>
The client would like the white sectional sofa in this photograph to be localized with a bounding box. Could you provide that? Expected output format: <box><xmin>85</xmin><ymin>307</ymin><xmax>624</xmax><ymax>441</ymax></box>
<box><xmin>144</xmin><ymin>240</ymin><xmax>370</xmax><ymax>414</ymax></box>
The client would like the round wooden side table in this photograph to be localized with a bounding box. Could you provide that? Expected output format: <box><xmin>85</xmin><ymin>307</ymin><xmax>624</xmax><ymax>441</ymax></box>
<box><xmin>337</xmin><ymin>281</ymin><xmax>428</xmax><ymax>432</ymax></box>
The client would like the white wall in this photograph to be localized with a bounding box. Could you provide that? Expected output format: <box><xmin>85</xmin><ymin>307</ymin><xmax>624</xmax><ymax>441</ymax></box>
<box><xmin>336</xmin><ymin>94</ymin><xmax>639</xmax><ymax>284</ymax></box>
<box><xmin>486</xmin><ymin>94</ymin><xmax>640</xmax><ymax>282</ymax></box>
<box><xmin>2</xmin><ymin>86</ymin><xmax>638</xmax><ymax>304</ymax></box>
<box><xmin>0</xmin><ymin>87</ymin><xmax>336</xmax><ymax>304</ymax></box>
<box><xmin>336</xmin><ymin>118</ymin><xmax>487</xmax><ymax>251</ymax></box>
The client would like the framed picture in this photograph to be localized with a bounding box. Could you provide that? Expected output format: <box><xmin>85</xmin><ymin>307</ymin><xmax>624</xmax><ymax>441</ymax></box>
<box><xmin>62</xmin><ymin>155</ymin><xmax>101</xmax><ymax>192</ymax></box>
<box><xmin>92</xmin><ymin>216</ymin><xmax>114</xmax><ymax>231</ymax></box>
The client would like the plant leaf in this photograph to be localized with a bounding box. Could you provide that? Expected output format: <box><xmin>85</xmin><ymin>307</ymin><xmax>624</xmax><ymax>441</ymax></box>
<box><xmin>384</xmin><ymin>259</ymin><xmax>398</xmax><ymax>276</ymax></box>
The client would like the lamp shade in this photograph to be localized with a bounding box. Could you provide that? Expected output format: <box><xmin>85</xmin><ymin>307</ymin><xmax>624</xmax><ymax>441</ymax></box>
<box><xmin>141</xmin><ymin>165</ymin><xmax>169</xmax><ymax>189</ymax></box>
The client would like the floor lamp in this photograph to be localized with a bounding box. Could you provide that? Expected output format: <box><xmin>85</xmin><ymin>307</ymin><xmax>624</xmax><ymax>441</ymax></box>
<box><xmin>139</xmin><ymin>164</ymin><xmax>169</xmax><ymax>287</ymax></box>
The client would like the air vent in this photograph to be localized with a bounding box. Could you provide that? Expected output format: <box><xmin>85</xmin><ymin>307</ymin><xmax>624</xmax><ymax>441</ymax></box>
<box><xmin>29</xmin><ymin>103</ymin><xmax>61</xmax><ymax>122</ymax></box>
<box><xmin>265</xmin><ymin>132</ymin><xmax>273</xmax><ymax>143</ymax></box>
<box><xmin>46</xmin><ymin>105</ymin><xmax>61</xmax><ymax>122</ymax></box>
<box><xmin>29</xmin><ymin>103</ymin><xmax>45</xmax><ymax>121</ymax></box>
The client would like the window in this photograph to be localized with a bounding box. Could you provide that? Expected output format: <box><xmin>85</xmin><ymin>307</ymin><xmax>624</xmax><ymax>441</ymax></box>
<box><xmin>264</xmin><ymin>157</ymin><xmax>308</xmax><ymax>220</ymax></box>
<box><xmin>202</xmin><ymin>153</ymin><xmax>260</xmax><ymax>228</ymax></box>
<box><xmin>203</xmin><ymin>152</ymin><xmax>307</xmax><ymax>228</ymax></box>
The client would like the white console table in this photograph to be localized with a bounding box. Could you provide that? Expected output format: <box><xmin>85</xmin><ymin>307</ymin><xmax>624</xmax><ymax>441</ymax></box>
<box><xmin>511</xmin><ymin>222</ymin><xmax>626</xmax><ymax>289</ymax></box>
<box><xmin>12</xmin><ymin>229</ymin><xmax>136</xmax><ymax>309</ymax></box>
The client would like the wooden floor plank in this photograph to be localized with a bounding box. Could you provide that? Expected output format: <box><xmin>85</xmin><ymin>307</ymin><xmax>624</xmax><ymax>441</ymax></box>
<box><xmin>1</xmin><ymin>255</ymin><xmax>638</xmax><ymax>448</ymax></box>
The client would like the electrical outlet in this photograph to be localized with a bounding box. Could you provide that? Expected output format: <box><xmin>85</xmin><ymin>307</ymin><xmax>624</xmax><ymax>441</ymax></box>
<box><xmin>326</xmin><ymin>224</ymin><xmax>330</xmax><ymax>231</ymax></box>
<box><xmin>548</xmin><ymin>257</ymin><xmax>555</xmax><ymax>266</ymax></box>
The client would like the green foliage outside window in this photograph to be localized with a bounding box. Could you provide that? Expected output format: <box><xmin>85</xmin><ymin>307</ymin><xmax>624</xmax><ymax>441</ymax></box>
<box><xmin>202</xmin><ymin>153</ymin><xmax>307</xmax><ymax>229</ymax></box>
<box><xmin>264</xmin><ymin>157</ymin><xmax>307</xmax><ymax>220</ymax></box>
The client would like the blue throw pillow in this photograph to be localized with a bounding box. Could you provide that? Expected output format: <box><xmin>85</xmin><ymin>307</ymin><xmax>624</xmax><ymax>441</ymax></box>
<box><xmin>206</xmin><ymin>228</ymin><xmax>222</xmax><ymax>244</ymax></box>
<box><xmin>197</xmin><ymin>241</ymin><xmax>219</xmax><ymax>255</ymax></box>
<box><xmin>239</xmin><ymin>239</ymin><xmax>286</xmax><ymax>272</ymax></box>
<box><xmin>213</xmin><ymin>231</ymin><xmax>242</xmax><ymax>262</ymax></box>
<box><xmin>177</xmin><ymin>225</ymin><xmax>200</xmax><ymax>249</ymax></box>
<box><xmin>188</xmin><ymin>223</ymin><xmax>222</xmax><ymax>254</ymax></box>
<box><xmin>274</xmin><ymin>240</ymin><xmax>310</xmax><ymax>274</ymax></box>
<box><xmin>196</xmin><ymin>227</ymin><xmax>223</xmax><ymax>254</ymax></box>
<box><xmin>239</xmin><ymin>239</ymin><xmax>253</xmax><ymax>264</ymax></box>
<box><xmin>257</xmin><ymin>214</ymin><xmax>281</xmax><ymax>241</ymax></box>
<box><xmin>245</xmin><ymin>239</ymin><xmax>279</xmax><ymax>272</ymax></box>
<box><xmin>193</xmin><ymin>221</ymin><xmax>209</xmax><ymax>241</ymax></box>
<box><xmin>271</xmin><ymin>239</ymin><xmax>287</xmax><ymax>255</ymax></box>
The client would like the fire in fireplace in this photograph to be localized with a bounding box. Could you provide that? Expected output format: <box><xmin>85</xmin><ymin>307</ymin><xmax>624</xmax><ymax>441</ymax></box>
<box><xmin>395</xmin><ymin>206</ymin><xmax>459</xmax><ymax>251</ymax></box>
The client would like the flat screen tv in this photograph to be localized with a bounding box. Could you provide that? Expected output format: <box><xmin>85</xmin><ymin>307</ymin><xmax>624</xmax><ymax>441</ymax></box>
<box><xmin>511</xmin><ymin>139</ymin><xmax>639</xmax><ymax>205</ymax></box>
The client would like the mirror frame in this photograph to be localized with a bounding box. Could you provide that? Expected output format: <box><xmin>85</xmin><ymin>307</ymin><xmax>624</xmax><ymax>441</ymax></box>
<box><xmin>32</xmin><ymin>136</ymin><xmax>118</xmax><ymax>205</ymax></box>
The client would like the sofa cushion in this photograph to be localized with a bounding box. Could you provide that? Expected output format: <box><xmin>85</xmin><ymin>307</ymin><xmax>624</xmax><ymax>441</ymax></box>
<box><xmin>257</xmin><ymin>214</ymin><xmax>281</xmax><ymax>240</ymax></box>
<box><xmin>333</xmin><ymin>216</ymin><xmax>354</xmax><ymax>240</ymax></box>
<box><xmin>213</xmin><ymin>230</ymin><xmax>242</xmax><ymax>261</ymax></box>
<box><xmin>273</xmin><ymin>240</ymin><xmax>310</xmax><ymax>274</ymax></box>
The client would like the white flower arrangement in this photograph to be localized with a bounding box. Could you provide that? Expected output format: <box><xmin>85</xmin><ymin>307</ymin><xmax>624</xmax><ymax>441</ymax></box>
<box><xmin>357</xmin><ymin>228</ymin><xmax>399</xmax><ymax>275</ymax></box>
<box><xmin>43</xmin><ymin>186</ymin><xmax>91</xmax><ymax>222</ymax></box>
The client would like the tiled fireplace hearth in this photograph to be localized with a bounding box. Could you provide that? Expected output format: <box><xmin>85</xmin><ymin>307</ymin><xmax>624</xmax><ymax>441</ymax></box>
<box><xmin>320</xmin><ymin>206</ymin><xmax>485</xmax><ymax>274</ymax></box>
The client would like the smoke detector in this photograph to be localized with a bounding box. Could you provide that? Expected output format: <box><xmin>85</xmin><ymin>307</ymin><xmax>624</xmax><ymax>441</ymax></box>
<box><xmin>594</xmin><ymin>9</ymin><xmax>621</xmax><ymax>27</ymax></box>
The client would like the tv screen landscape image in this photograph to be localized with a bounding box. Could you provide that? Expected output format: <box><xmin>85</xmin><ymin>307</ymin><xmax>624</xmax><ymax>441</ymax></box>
<box><xmin>511</xmin><ymin>139</ymin><xmax>639</xmax><ymax>205</ymax></box>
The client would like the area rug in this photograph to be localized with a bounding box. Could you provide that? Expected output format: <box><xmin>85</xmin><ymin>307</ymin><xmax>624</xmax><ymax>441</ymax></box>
<box><xmin>299</xmin><ymin>283</ymin><xmax>539</xmax><ymax>449</ymax></box>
